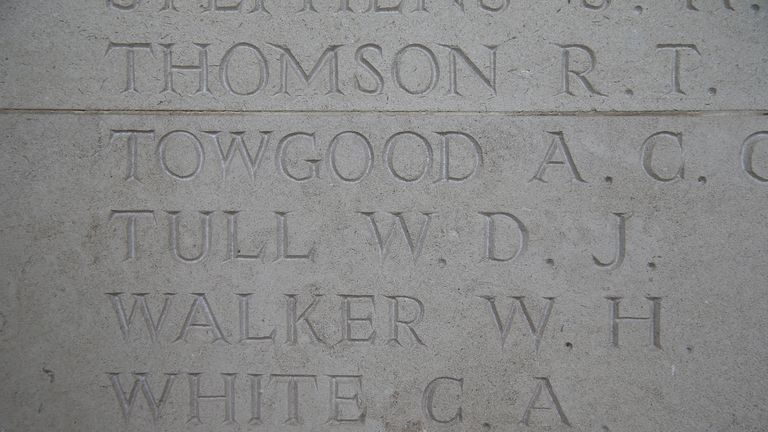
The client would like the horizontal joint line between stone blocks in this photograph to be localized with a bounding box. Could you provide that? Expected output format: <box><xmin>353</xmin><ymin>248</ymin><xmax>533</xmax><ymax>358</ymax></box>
<box><xmin>0</xmin><ymin>108</ymin><xmax>766</xmax><ymax>117</ymax></box>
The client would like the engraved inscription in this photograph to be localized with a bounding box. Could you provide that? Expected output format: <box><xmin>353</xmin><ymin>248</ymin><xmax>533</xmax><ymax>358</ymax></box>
<box><xmin>530</xmin><ymin>131</ymin><xmax>586</xmax><ymax>183</ymax></box>
<box><xmin>479</xmin><ymin>296</ymin><xmax>555</xmax><ymax>352</ymax></box>
<box><xmin>361</xmin><ymin>212</ymin><xmax>433</xmax><ymax>263</ymax></box>
<box><xmin>606</xmin><ymin>296</ymin><xmax>662</xmax><ymax>348</ymax></box>
<box><xmin>422</xmin><ymin>377</ymin><xmax>463</xmax><ymax>425</ymax></box>
<box><xmin>641</xmin><ymin>131</ymin><xmax>685</xmax><ymax>182</ymax></box>
<box><xmin>592</xmin><ymin>212</ymin><xmax>630</xmax><ymax>271</ymax></box>
<box><xmin>520</xmin><ymin>377</ymin><xmax>571</xmax><ymax>427</ymax></box>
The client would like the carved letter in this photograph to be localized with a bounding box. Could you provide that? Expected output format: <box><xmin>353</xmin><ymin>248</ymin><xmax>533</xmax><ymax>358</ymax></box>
<box><xmin>478</xmin><ymin>296</ymin><xmax>554</xmax><ymax>352</ymax></box>
<box><xmin>338</xmin><ymin>294</ymin><xmax>376</xmax><ymax>343</ymax></box>
<box><xmin>606</xmin><ymin>296</ymin><xmax>662</xmax><ymax>348</ymax></box>
<box><xmin>174</xmin><ymin>294</ymin><xmax>229</xmax><ymax>343</ymax></box>
<box><xmin>236</xmin><ymin>294</ymin><xmax>276</xmax><ymax>343</ymax></box>
<box><xmin>160</xmin><ymin>43</ymin><xmax>211</xmax><ymax>95</ymax></box>
<box><xmin>422</xmin><ymin>377</ymin><xmax>463</xmax><ymax>424</ymax></box>
<box><xmin>105</xmin><ymin>42</ymin><xmax>154</xmax><ymax>93</ymax></box>
<box><xmin>386</xmin><ymin>296</ymin><xmax>426</xmax><ymax>346</ymax></box>
<box><xmin>520</xmin><ymin>377</ymin><xmax>570</xmax><ymax>426</ymax></box>
<box><xmin>187</xmin><ymin>373</ymin><xmax>237</xmax><ymax>424</ymax></box>
<box><xmin>556</xmin><ymin>44</ymin><xmax>606</xmax><ymax>96</ymax></box>
<box><xmin>327</xmin><ymin>375</ymin><xmax>366</xmax><ymax>423</ymax></box>
<box><xmin>167</xmin><ymin>211</ymin><xmax>212</xmax><ymax>263</ymax></box>
<box><xmin>248</xmin><ymin>374</ymin><xmax>265</xmax><ymax>425</ymax></box>
<box><xmin>530</xmin><ymin>131</ymin><xmax>586</xmax><ymax>183</ymax></box>
<box><xmin>111</xmin><ymin>130</ymin><xmax>154</xmax><ymax>181</ymax></box>
<box><xmin>275</xmin><ymin>212</ymin><xmax>315</xmax><ymax>262</ymax></box>
<box><xmin>225</xmin><ymin>211</ymin><xmax>265</xmax><ymax>262</ymax></box>
<box><xmin>269</xmin><ymin>374</ymin><xmax>318</xmax><ymax>424</ymax></box>
<box><xmin>110</xmin><ymin>210</ymin><xmax>156</xmax><ymax>260</ymax></box>
<box><xmin>440</xmin><ymin>45</ymin><xmax>497</xmax><ymax>95</ymax></box>
<box><xmin>480</xmin><ymin>212</ymin><xmax>528</xmax><ymax>262</ymax></box>
<box><xmin>384</xmin><ymin>132</ymin><xmax>434</xmax><ymax>182</ymax></box>
<box><xmin>592</xmin><ymin>212</ymin><xmax>630</xmax><ymax>271</ymax></box>
<box><xmin>656</xmin><ymin>44</ymin><xmax>700</xmax><ymax>95</ymax></box>
<box><xmin>641</xmin><ymin>132</ymin><xmax>684</xmax><ymax>182</ymax></box>
<box><xmin>435</xmin><ymin>131</ymin><xmax>483</xmax><ymax>183</ymax></box>
<box><xmin>108</xmin><ymin>373</ymin><xmax>176</xmax><ymax>421</ymax></box>
<box><xmin>355</xmin><ymin>44</ymin><xmax>385</xmax><ymax>95</ymax></box>
<box><xmin>285</xmin><ymin>294</ymin><xmax>325</xmax><ymax>345</ymax></box>
<box><xmin>158</xmin><ymin>130</ymin><xmax>205</xmax><ymax>181</ymax></box>
<box><xmin>393</xmin><ymin>44</ymin><xmax>440</xmax><ymax>95</ymax></box>
<box><xmin>276</xmin><ymin>132</ymin><xmax>321</xmax><ymax>182</ymax></box>
<box><xmin>361</xmin><ymin>212</ymin><xmax>433</xmax><ymax>263</ymax></box>
<box><xmin>270</xmin><ymin>45</ymin><xmax>343</xmax><ymax>95</ymax></box>
<box><xmin>107</xmin><ymin>292</ymin><xmax>174</xmax><ymax>342</ymax></box>
<box><xmin>220</xmin><ymin>43</ymin><xmax>269</xmax><ymax>95</ymax></box>
<box><xmin>741</xmin><ymin>132</ymin><xmax>768</xmax><ymax>182</ymax></box>
<box><xmin>327</xmin><ymin>131</ymin><xmax>374</xmax><ymax>183</ymax></box>
<box><xmin>205</xmin><ymin>130</ymin><xmax>271</xmax><ymax>181</ymax></box>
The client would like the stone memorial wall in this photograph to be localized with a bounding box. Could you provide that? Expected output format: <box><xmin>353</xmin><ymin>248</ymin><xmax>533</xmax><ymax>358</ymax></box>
<box><xmin>0</xmin><ymin>1</ymin><xmax>766</xmax><ymax>431</ymax></box>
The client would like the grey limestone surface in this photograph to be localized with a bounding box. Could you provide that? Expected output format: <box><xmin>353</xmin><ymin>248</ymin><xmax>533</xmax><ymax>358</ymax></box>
<box><xmin>0</xmin><ymin>1</ymin><xmax>767</xmax><ymax>111</ymax></box>
<box><xmin>0</xmin><ymin>1</ymin><xmax>767</xmax><ymax>432</ymax></box>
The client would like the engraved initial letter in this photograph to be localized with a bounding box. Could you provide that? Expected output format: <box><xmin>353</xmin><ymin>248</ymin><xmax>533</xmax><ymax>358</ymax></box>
<box><xmin>479</xmin><ymin>296</ymin><xmax>555</xmax><ymax>352</ymax></box>
<box><xmin>607</xmin><ymin>296</ymin><xmax>662</xmax><ymax>348</ymax></box>
<box><xmin>422</xmin><ymin>377</ymin><xmax>463</xmax><ymax>424</ymax></box>
<box><xmin>361</xmin><ymin>212</ymin><xmax>433</xmax><ymax>263</ymax></box>
<box><xmin>741</xmin><ymin>132</ymin><xmax>768</xmax><ymax>183</ymax></box>
<box><xmin>641</xmin><ymin>132</ymin><xmax>684</xmax><ymax>182</ymax></box>
<box><xmin>592</xmin><ymin>212</ymin><xmax>630</xmax><ymax>271</ymax></box>
<box><xmin>656</xmin><ymin>44</ymin><xmax>701</xmax><ymax>95</ymax></box>
<box><xmin>480</xmin><ymin>212</ymin><xmax>528</xmax><ymax>262</ymax></box>
<box><xmin>556</xmin><ymin>44</ymin><xmax>606</xmax><ymax>96</ymax></box>
<box><xmin>530</xmin><ymin>131</ymin><xmax>586</xmax><ymax>183</ymax></box>
<box><xmin>520</xmin><ymin>377</ymin><xmax>571</xmax><ymax>426</ymax></box>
